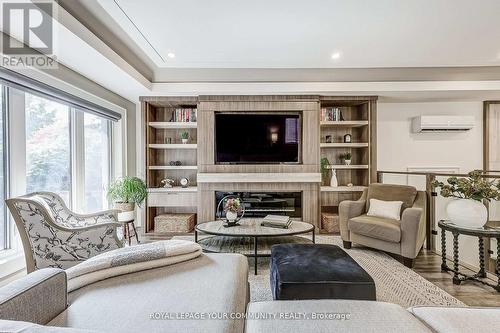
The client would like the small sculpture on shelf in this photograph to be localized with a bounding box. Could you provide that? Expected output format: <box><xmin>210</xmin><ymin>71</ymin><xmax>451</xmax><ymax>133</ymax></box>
<box><xmin>159</xmin><ymin>178</ymin><xmax>175</xmax><ymax>188</ymax></box>
<box><xmin>179</xmin><ymin>177</ymin><xmax>189</xmax><ymax>188</ymax></box>
<box><xmin>342</xmin><ymin>152</ymin><xmax>352</xmax><ymax>165</ymax></box>
<box><xmin>181</xmin><ymin>131</ymin><xmax>189</xmax><ymax>144</ymax></box>
<box><xmin>169</xmin><ymin>161</ymin><xmax>182</xmax><ymax>166</ymax></box>
<box><xmin>330</xmin><ymin>169</ymin><xmax>338</xmax><ymax>187</ymax></box>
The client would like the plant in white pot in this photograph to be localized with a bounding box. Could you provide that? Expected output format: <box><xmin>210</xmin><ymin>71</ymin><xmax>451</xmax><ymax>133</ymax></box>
<box><xmin>342</xmin><ymin>152</ymin><xmax>352</xmax><ymax>166</ymax></box>
<box><xmin>181</xmin><ymin>131</ymin><xmax>189</xmax><ymax>144</ymax></box>
<box><xmin>107</xmin><ymin>177</ymin><xmax>148</xmax><ymax>213</ymax></box>
<box><xmin>432</xmin><ymin>171</ymin><xmax>500</xmax><ymax>227</ymax></box>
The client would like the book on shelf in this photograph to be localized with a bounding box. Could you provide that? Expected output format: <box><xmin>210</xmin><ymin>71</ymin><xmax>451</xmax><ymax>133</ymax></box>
<box><xmin>320</xmin><ymin>107</ymin><xmax>344</xmax><ymax>122</ymax></box>
<box><xmin>261</xmin><ymin>215</ymin><xmax>292</xmax><ymax>229</ymax></box>
<box><xmin>171</xmin><ymin>108</ymin><xmax>197</xmax><ymax>123</ymax></box>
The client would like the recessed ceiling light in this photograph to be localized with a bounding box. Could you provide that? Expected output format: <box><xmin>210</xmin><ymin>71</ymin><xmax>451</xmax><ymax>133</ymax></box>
<box><xmin>167</xmin><ymin>52</ymin><xmax>176</xmax><ymax>59</ymax></box>
<box><xmin>331</xmin><ymin>52</ymin><xmax>341</xmax><ymax>60</ymax></box>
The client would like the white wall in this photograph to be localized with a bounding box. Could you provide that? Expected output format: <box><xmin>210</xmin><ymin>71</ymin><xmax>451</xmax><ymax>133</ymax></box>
<box><xmin>377</xmin><ymin>101</ymin><xmax>484</xmax><ymax>268</ymax></box>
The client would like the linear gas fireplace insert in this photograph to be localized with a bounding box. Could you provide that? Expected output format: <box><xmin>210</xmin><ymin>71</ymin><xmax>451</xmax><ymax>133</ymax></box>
<box><xmin>215</xmin><ymin>191</ymin><xmax>302</xmax><ymax>219</ymax></box>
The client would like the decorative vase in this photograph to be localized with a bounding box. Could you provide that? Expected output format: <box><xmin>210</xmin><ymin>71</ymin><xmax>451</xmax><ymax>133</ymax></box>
<box><xmin>344</xmin><ymin>159</ymin><xmax>352</xmax><ymax>165</ymax></box>
<box><xmin>446</xmin><ymin>199</ymin><xmax>488</xmax><ymax>227</ymax></box>
<box><xmin>225</xmin><ymin>210</ymin><xmax>238</xmax><ymax>223</ymax></box>
<box><xmin>330</xmin><ymin>169</ymin><xmax>338</xmax><ymax>187</ymax></box>
<box><xmin>182</xmin><ymin>138</ymin><xmax>188</xmax><ymax>144</ymax></box>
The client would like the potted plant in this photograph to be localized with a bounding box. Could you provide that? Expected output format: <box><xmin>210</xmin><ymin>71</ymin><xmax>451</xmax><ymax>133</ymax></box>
<box><xmin>181</xmin><ymin>131</ymin><xmax>189</xmax><ymax>144</ymax></box>
<box><xmin>320</xmin><ymin>157</ymin><xmax>331</xmax><ymax>186</ymax></box>
<box><xmin>224</xmin><ymin>197</ymin><xmax>242</xmax><ymax>224</ymax></box>
<box><xmin>342</xmin><ymin>152</ymin><xmax>352</xmax><ymax>165</ymax></box>
<box><xmin>107</xmin><ymin>176</ymin><xmax>148</xmax><ymax>212</ymax></box>
<box><xmin>432</xmin><ymin>170</ymin><xmax>500</xmax><ymax>227</ymax></box>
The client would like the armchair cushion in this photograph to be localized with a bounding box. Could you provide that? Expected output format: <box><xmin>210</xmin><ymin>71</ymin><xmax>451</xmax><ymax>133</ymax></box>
<box><xmin>348</xmin><ymin>215</ymin><xmax>401</xmax><ymax>243</ymax></box>
<box><xmin>366</xmin><ymin>184</ymin><xmax>417</xmax><ymax>212</ymax></box>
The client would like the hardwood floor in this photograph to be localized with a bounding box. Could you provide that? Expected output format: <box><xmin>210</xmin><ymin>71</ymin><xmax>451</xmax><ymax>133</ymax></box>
<box><xmin>414</xmin><ymin>249</ymin><xmax>500</xmax><ymax>306</ymax></box>
<box><xmin>139</xmin><ymin>230</ymin><xmax>500</xmax><ymax>306</ymax></box>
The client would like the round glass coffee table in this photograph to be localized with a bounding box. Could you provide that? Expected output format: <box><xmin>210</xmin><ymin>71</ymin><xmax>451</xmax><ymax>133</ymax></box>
<box><xmin>195</xmin><ymin>218</ymin><xmax>315</xmax><ymax>274</ymax></box>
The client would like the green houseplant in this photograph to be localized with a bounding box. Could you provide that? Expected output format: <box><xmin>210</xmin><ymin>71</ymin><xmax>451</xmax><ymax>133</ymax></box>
<box><xmin>107</xmin><ymin>177</ymin><xmax>148</xmax><ymax>212</ymax></box>
<box><xmin>342</xmin><ymin>152</ymin><xmax>352</xmax><ymax>165</ymax></box>
<box><xmin>181</xmin><ymin>131</ymin><xmax>189</xmax><ymax>144</ymax></box>
<box><xmin>320</xmin><ymin>157</ymin><xmax>331</xmax><ymax>186</ymax></box>
<box><xmin>432</xmin><ymin>170</ymin><xmax>500</xmax><ymax>227</ymax></box>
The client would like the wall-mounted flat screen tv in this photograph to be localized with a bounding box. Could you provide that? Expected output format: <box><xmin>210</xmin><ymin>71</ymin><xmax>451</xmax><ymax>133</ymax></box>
<box><xmin>215</xmin><ymin>112</ymin><xmax>301</xmax><ymax>164</ymax></box>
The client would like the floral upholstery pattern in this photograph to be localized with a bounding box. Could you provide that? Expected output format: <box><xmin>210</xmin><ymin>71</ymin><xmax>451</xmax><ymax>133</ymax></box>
<box><xmin>33</xmin><ymin>192</ymin><xmax>117</xmax><ymax>228</ymax></box>
<box><xmin>6</xmin><ymin>192</ymin><xmax>124</xmax><ymax>272</ymax></box>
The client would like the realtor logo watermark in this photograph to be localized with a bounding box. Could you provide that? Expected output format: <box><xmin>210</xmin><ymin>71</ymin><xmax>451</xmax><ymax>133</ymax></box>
<box><xmin>1</xmin><ymin>1</ymin><xmax>58</xmax><ymax>68</ymax></box>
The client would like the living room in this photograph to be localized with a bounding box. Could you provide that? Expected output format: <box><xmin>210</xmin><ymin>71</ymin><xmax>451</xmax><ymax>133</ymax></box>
<box><xmin>0</xmin><ymin>1</ymin><xmax>500</xmax><ymax>332</ymax></box>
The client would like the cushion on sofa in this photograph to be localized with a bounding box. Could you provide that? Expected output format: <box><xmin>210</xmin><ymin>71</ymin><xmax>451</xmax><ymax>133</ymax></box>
<box><xmin>48</xmin><ymin>253</ymin><xmax>249</xmax><ymax>333</ymax></box>
<box><xmin>246</xmin><ymin>300</ymin><xmax>432</xmax><ymax>333</ymax></box>
<box><xmin>348</xmin><ymin>214</ymin><xmax>401</xmax><ymax>242</ymax></box>
<box><xmin>366</xmin><ymin>183</ymin><xmax>417</xmax><ymax>212</ymax></box>
<box><xmin>408</xmin><ymin>306</ymin><xmax>500</xmax><ymax>333</ymax></box>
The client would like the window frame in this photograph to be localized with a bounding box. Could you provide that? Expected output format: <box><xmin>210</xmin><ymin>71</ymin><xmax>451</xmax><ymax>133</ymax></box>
<box><xmin>0</xmin><ymin>88</ymin><xmax>117</xmax><ymax>258</ymax></box>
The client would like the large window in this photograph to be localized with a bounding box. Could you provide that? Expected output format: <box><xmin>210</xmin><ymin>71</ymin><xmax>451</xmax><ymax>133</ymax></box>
<box><xmin>84</xmin><ymin>113</ymin><xmax>111</xmax><ymax>212</ymax></box>
<box><xmin>25</xmin><ymin>94</ymin><xmax>71</xmax><ymax>203</ymax></box>
<box><xmin>23</xmin><ymin>93</ymin><xmax>112</xmax><ymax>212</ymax></box>
<box><xmin>0</xmin><ymin>71</ymin><xmax>122</xmax><ymax>261</ymax></box>
<box><xmin>0</xmin><ymin>86</ymin><xmax>6</xmax><ymax>251</ymax></box>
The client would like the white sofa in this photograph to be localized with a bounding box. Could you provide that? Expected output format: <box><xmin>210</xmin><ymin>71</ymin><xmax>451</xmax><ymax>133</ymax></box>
<box><xmin>1</xmin><ymin>253</ymin><xmax>499</xmax><ymax>333</ymax></box>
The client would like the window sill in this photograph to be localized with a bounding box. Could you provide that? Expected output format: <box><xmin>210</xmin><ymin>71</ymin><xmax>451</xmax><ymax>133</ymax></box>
<box><xmin>0</xmin><ymin>251</ymin><xmax>25</xmax><ymax>280</ymax></box>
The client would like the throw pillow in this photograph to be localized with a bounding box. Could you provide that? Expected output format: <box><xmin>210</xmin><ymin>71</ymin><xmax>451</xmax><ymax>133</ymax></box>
<box><xmin>367</xmin><ymin>198</ymin><xmax>404</xmax><ymax>221</ymax></box>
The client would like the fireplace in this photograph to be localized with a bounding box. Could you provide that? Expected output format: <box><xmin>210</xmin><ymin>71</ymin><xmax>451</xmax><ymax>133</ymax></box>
<box><xmin>215</xmin><ymin>191</ymin><xmax>302</xmax><ymax>218</ymax></box>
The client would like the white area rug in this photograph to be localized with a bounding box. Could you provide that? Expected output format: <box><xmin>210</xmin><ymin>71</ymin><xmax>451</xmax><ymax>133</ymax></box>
<box><xmin>173</xmin><ymin>235</ymin><xmax>465</xmax><ymax>308</ymax></box>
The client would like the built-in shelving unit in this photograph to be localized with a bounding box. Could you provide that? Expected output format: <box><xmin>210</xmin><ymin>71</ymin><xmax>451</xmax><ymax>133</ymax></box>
<box><xmin>319</xmin><ymin>96</ymin><xmax>377</xmax><ymax>234</ymax></box>
<box><xmin>320</xmin><ymin>143</ymin><xmax>369</xmax><ymax>148</ymax></box>
<box><xmin>320</xmin><ymin>186</ymin><xmax>366</xmax><ymax>192</ymax></box>
<box><xmin>148</xmin><ymin>186</ymin><xmax>198</xmax><ymax>193</ymax></box>
<box><xmin>141</xmin><ymin>95</ymin><xmax>377</xmax><ymax>236</ymax></box>
<box><xmin>143</xmin><ymin>97</ymin><xmax>199</xmax><ymax>234</ymax></box>
<box><xmin>148</xmin><ymin>166</ymin><xmax>198</xmax><ymax>170</ymax></box>
<box><xmin>149</xmin><ymin>122</ymin><xmax>198</xmax><ymax>129</ymax></box>
<box><xmin>320</xmin><ymin>120</ymin><xmax>369</xmax><ymax>127</ymax></box>
<box><xmin>327</xmin><ymin>164</ymin><xmax>369</xmax><ymax>169</ymax></box>
<box><xmin>148</xmin><ymin>144</ymin><xmax>198</xmax><ymax>149</ymax></box>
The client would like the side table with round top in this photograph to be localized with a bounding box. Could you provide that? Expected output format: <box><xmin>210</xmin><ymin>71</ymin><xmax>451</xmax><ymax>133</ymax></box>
<box><xmin>118</xmin><ymin>211</ymin><xmax>140</xmax><ymax>246</ymax></box>
<box><xmin>195</xmin><ymin>219</ymin><xmax>315</xmax><ymax>274</ymax></box>
<box><xmin>439</xmin><ymin>220</ymin><xmax>500</xmax><ymax>292</ymax></box>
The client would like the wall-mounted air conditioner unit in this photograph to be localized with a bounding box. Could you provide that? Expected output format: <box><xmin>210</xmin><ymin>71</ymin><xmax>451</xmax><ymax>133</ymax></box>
<box><xmin>411</xmin><ymin>115</ymin><xmax>475</xmax><ymax>133</ymax></box>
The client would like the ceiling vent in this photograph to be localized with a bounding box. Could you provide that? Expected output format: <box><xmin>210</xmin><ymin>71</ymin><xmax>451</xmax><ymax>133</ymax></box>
<box><xmin>411</xmin><ymin>116</ymin><xmax>475</xmax><ymax>133</ymax></box>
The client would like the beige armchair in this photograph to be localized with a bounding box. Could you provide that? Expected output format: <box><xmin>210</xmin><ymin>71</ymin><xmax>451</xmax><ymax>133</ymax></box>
<box><xmin>339</xmin><ymin>183</ymin><xmax>427</xmax><ymax>268</ymax></box>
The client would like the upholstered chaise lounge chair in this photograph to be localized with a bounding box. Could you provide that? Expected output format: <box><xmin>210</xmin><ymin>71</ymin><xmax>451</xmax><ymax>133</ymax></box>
<box><xmin>339</xmin><ymin>183</ymin><xmax>427</xmax><ymax>267</ymax></box>
<box><xmin>6</xmin><ymin>191</ymin><xmax>123</xmax><ymax>272</ymax></box>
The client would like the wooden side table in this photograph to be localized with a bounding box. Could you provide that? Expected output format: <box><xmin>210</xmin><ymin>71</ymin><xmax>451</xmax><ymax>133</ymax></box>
<box><xmin>438</xmin><ymin>220</ymin><xmax>500</xmax><ymax>292</ymax></box>
<box><xmin>123</xmin><ymin>220</ymin><xmax>140</xmax><ymax>246</ymax></box>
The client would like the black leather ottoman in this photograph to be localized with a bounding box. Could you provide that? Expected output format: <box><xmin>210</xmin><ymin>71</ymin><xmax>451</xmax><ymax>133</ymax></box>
<box><xmin>270</xmin><ymin>243</ymin><xmax>376</xmax><ymax>300</ymax></box>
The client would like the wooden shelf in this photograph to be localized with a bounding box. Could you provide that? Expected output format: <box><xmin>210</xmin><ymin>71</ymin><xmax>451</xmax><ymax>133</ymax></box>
<box><xmin>148</xmin><ymin>166</ymin><xmax>198</xmax><ymax>170</ymax></box>
<box><xmin>320</xmin><ymin>143</ymin><xmax>369</xmax><ymax>148</ymax></box>
<box><xmin>148</xmin><ymin>186</ymin><xmax>198</xmax><ymax>193</ymax></box>
<box><xmin>327</xmin><ymin>165</ymin><xmax>369</xmax><ymax>170</ymax></box>
<box><xmin>149</xmin><ymin>122</ymin><xmax>197</xmax><ymax>129</ymax></box>
<box><xmin>149</xmin><ymin>144</ymin><xmax>197</xmax><ymax>149</ymax></box>
<box><xmin>320</xmin><ymin>121</ymin><xmax>368</xmax><ymax>127</ymax></box>
<box><xmin>321</xmin><ymin>186</ymin><xmax>366</xmax><ymax>192</ymax></box>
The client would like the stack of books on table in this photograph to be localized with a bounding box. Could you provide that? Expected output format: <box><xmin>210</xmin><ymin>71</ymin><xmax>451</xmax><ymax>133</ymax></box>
<box><xmin>261</xmin><ymin>215</ymin><xmax>292</xmax><ymax>229</ymax></box>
